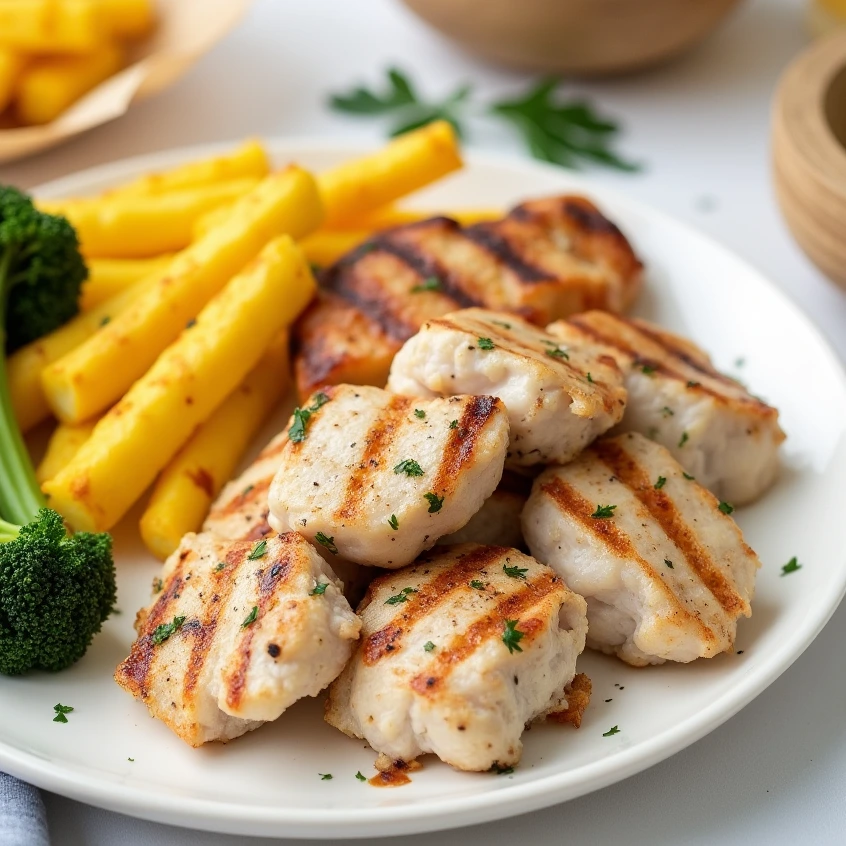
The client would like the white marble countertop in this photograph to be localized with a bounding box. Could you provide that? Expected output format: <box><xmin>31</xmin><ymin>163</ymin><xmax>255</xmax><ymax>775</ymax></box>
<box><xmin>4</xmin><ymin>0</ymin><xmax>846</xmax><ymax>842</ymax></box>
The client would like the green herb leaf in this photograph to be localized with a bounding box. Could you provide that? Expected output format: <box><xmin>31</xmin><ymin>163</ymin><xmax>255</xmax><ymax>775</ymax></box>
<box><xmin>469</xmin><ymin>579</ymin><xmax>485</xmax><ymax>590</ymax></box>
<box><xmin>502</xmin><ymin>619</ymin><xmax>524</xmax><ymax>654</ymax></box>
<box><xmin>449</xmin><ymin>420</ymin><xmax>458</xmax><ymax>429</ymax></box>
<box><xmin>678</xmin><ymin>432</ymin><xmax>689</xmax><ymax>448</ymax></box>
<box><xmin>53</xmin><ymin>703</ymin><xmax>74</xmax><ymax>724</ymax></box>
<box><xmin>492</xmin><ymin>320</ymin><xmax>511</xmax><ymax>329</ymax></box>
<box><xmin>319</xmin><ymin>773</ymin><xmax>333</xmax><ymax>780</ymax></box>
<box><xmin>603</xmin><ymin>725</ymin><xmax>621</xmax><ymax>737</ymax></box>
<box><xmin>310</xmin><ymin>583</ymin><xmax>328</xmax><ymax>596</ymax></box>
<box><xmin>682</xmin><ymin>472</ymin><xmax>695</xmax><ymax>480</ymax></box>
<box><xmin>654</xmin><ymin>476</ymin><xmax>666</xmax><ymax>490</ymax></box>
<box><xmin>388</xmin><ymin>513</ymin><xmax>399</xmax><ymax>531</ymax></box>
<box><xmin>664</xmin><ymin>559</ymin><xmax>674</xmax><ymax>569</ymax></box>
<box><xmin>586</xmin><ymin>372</ymin><xmax>594</xmax><ymax>383</ymax></box>
<box><xmin>394</xmin><ymin>458</ymin><xmax>424</xmax><ymax>477</ymax></box>
<box><xmin>414</xmin><ymin>409</ymin><xmax>426</xmax><ymax>419</ymax></box>
<box><xmin>411</xmin><ymin>276</ymin><xmax>441</xmax><ymax>293</ymax></box>
<box><xmin>385</xmin><ymin>586</ymin><xmax>419</xmax><ymax>605</ymax></box>
<box><xmin>503</xmin><ymin>563</ymin><xmax>528</xmax><ymax>580</ymax></box>
<box><xmin>545</xmin><ymin>347</ymin><xmax>569</xmax><ymax>360</ymax></box>
<box><xmin>687</xmin><ymin>380</ymin><xmax>701</xmax><ymax>388</ymax></box>
<box><xmin>288</xmin><ymin>392</ymin><xmax>331</xmax><ymax>443</ymax></box>
<box><xmin>641</xmin><ymin>364</ymin><xmax>657</xmax><ymax>376</ymax></box>
<box><xmin>662</xmin><ymin>406</ymin><xmax>674</xmax><ymax>417</ymax></box>
<box><xmin>247</xmin><ymin>539</ymin><xmax>268</xmax><ymax>560</ymax></box>
<box><xmin>424</xmin><ymin>492</ymin><xmax>444</xmax><ymax>513</ymax></box>
<box><xmin>241</xmin><ymin>606</ymin><xmax>258</xmax><ymax>628</ymax></box>
<box><xmin>214</xmin><ymin>562</ymin><xmax>226</xmax><ymax>572</ymax></box>
<box><xmin>781</xmin><ymin>556</ymin><xmax>802</xmax><ymax>576</ymax></box>
<box><xmin>315</xmin><ymin>532</ymin><xmax>339</xmax><ymax>554</ymax></box>
<box><xmin>718</xmin><ymin>501</ymin><xmax>734</xmax><ymax>515</ymax></box>
<box><xmin>423</xmin><ymin>641</ymin><xmax>436</xmax><ymax>652</ymax></box>
<box><xmin>491</xmin><ymin>763</ymin><xmax>515</xmax><ymax>775</ymax></box>
<box><xmin>477</xmin><ymin>337</ymin><xmax>495</xmax><ymax>350</ymax></box>
<box><xmin>355</xmin><ymin>771</ymin><xmax>367</xmax><ymax>782</ymax></box>
<box><xmin>152</xmin><ymin>577</ymin><xmax>163</xmax><ymax>593</ymax></box>
<box><xmin>591</xmin><ymin>504</ymin><xmax>617</xmax><ymax>519</ymax></box>
<box><xmin>152</xmin><ymin>615</ymin><xmax>186</xmax><ymax>646</ymax></box>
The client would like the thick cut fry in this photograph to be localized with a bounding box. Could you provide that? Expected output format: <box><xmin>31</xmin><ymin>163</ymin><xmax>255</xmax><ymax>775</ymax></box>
<box><xmin>0</xmin><ymin>47</ymin><xmax>23</xmax><ymax>112</ymax></box>
<box><xmin>10</xmin><ymin>274</ymin><xmax>153</xmax><ymax>432</ymax></box>
<box><xmin>48</xmin><ymin>178</ymin><xmax>260</xmax><ymax>258</ymax></box>
<box><xmin>44</xmin><ymin>237</ymin><xmax>315</xmax><ymax>532</ymax></box>
<box><xmin>42</xmin><ymin>166</ymin><xmax>323</xmax><ymax>424</ymax></box>
<box><xmin>0</xmin><ymin>0</ymin><xmax>104</xmax><ymax>54</ymax></box>
<box><xmin>98</xmin><ymin>0</ymin><xmax>156</xmax><ymax>39</ymax></box>
<box><xmin>16</xmin><ymin>43</ymin><xmax>123</xmax><ymax>125</ymax></box>
<box><xmin>81</xmin><ymin>255</ymin><xmax>173</xmax><ymax>310</ymax></box>
<box><xmin>36</xmin><ymin>420</ymin><xmax>97</xmax><ymax>484</ymax></box>
<box><xmin>192</xmin><ymin>203</ymin><xmax>231</xmax><ymax>241</ymax></box>
<box><xmin>330</xmin><ymin>205</ymin><xmax>502</xmax><ymax>231</ymax></box>
<box><xmin>300</xmin><ymin>229</ymin><xmax>371</xmax><ymax>267</ymax></box>
<box><xmin>318</xmin><ymin>121</ymin><xmax>462</xmax><ymax>226</ymax></box>
<box><xmin>139</xmin><ymin>333</ymin><xmax>290</xmax><ymax>559</ymax></box>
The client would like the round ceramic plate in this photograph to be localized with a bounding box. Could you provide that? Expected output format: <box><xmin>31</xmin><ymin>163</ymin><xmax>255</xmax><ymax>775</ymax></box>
<box><xmin>2</xmin><ymin>141</ymin><xmax>846</xmax><ymax>839</ymax></box>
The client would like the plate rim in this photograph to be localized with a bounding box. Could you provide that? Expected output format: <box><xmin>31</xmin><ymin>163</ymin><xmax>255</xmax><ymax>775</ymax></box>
<box><xmin>5</xmin><ymin>137</ymin><xmax>846</xmax><ymax>838</ymax></box>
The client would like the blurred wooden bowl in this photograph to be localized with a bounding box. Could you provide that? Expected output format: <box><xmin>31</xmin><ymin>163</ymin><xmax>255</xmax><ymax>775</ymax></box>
<box><xmin>773</xmin><ymin>32</ymin><xmax>846</xmax><ymax>288</ymax></box>
<box><xmin>399</xmin><ymin>0</ymin><xmax>742</xmax><ymax>75</ymax></box>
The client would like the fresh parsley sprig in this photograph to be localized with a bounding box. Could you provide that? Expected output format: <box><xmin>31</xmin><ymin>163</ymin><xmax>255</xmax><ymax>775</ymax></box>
<box><xmin>329</xmin><ymin>68</ymin><xmax>638</xmax><ymax>172</ymax></box>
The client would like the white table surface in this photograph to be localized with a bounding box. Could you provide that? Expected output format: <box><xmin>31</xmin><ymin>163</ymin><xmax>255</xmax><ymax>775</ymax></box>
<box><xmin>4</xmin><ymin>0</ymin><xmax>846</xmax><ymax>843</ymax></box>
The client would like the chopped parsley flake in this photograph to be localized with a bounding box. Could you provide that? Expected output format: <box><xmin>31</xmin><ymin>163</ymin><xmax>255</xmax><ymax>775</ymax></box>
<box><xmin>654</xmin><ymin>476</ymin><xmax>667</xmax><ymax>490</ymax></box>
<box><xmin>469</xmin><ymin>579</ymin><xmax>485</xmax><ymax>590</ymax></box>
<box><xmin>718</xmin><ymin>501</ymin><xmax>734</xmax><ymax>515</ymax></box>
<box><xmin>315</xmin><ymin>532</ymin><xmax>338</xmax><ymax>554</ymax></box>
<box><xmin>185</xmin><ymin>318</ymin><xmax>197</xmax><ymax>329</ymax></box>
<box><xmin>394</xmin><ymin>458</ymin><xmax>424</xmax><ymax>477</ymax></box>
<box><xmin>682</xmin><ymin>472</ymin><xmax>695</xmax><ymax>480</ymax></box>
<box><xmin>449</xmin><ymin>419</ymin><xmax>458</xmax><ymax>429</ymax></box>
<box><xmin>424</xmin><ymin>492</ymin><xmax>444</xmax><ymax>513</ymax></box>
<box><xmin>152</xmin><ymin>577</ymin><xmax>163</xmax><ymax>593</ymax></box>
<box><xmin>491</xmin><ymin>763</ymin><xmax>515</xmax><ymax>775</ymax></box>
<box><xmin>100</xmin><ymin>315</ymin><xmax>110</xmax><ymax>326</ymax></box>
<box><xmin>388</xmin><ymin>514</ymin><xmax>399</xmax><ymax>531</ymax></box>
<box><xmin>288</xmin><ymin>392</ymin><xmax>331</xmax><ymax>443</ymax></box>
<box><xmin>53</xmin><ymin>703</ymin><xmax>74</xmax><ymax>723</ymax></box>
<box><xmin>127</xmin><ymin>758</ymin><xmax>134</xmax><ymax>762</ymax></box>
<box><xmin>247</xmin><ymin>539</ymin><xmax>268</xmax><ymax>560</ymax></box>
<box><xmin>591</xmin><ymin>504</ymin><xmax>617</xmax><ymax>519</ymax></box>
<box><xmin>492</xmin><ymin>320</ymin><xmax>511</xmax><ymax>329</ymax></box>
<box><xmin>781</xmin><ymin>556</ymin><xmax>802</xmax><ymax>576</ymax></box>
<box><xmin>411</xmin><ymin>276</ymin><xmax>441</xmax><ymax>293</ymax></box>
<box><xmin>319</xmin><ymin>773</ymin><xmax>333</xmax><ymax>781</ymax></box>
<box><xmin>678</xmin><ymin>431</ymin><xmax>689</xmax><ymax>448</ymax></box>
<box><xmin>414</xmin><ymin>409</ymin><xmax>426</xmax><ymax>419</ymax></box>
<box><xmin>545</xmin><ymin>347</ymin><xmax>569</xmax><ymax>360</ymax></box>
<box><xmin>662</xmin><ymin>406</ymin><xmax>674</xmax><ymax>417</ymax></box>
<box><xmin>586</xmin><ymin>372</ymin><xmax>594</xmax><ymax>383</ymax></box>
<box><xmin>215</xmin><ymin>562</ymin><xmax>226</xmax><ymax>572</ymax></box>
<box><xmin>241</xmin><ymin>606</ymin><xmax>258</xmax><ymax>628</ymax></box>
<box><xmin>664</xmin><ymin>559</ymin><xmax>674</xmax><ymax>569</ymax></box>
<box><xmin>385</xmin><ymin>586</ymin><xmax>419</xmax><ymax>605</ymax></box>
<box><xmin>502</xmin><ymin>619</ymin><xmax>524</xmax><ymax>654</ymax></box>
<box><xmin>152</xmin><ymin>615</ymin><xmax>186</xmax><ymax>645</ymax></box>
<box><xmin>687</xmin><ymin>380</ymin><xmax>700</xmax><ymax>388</ymax></box>
<box><xmin>310</xmin><ymin>583</ymin><xmax>328</xmax><ymax>596</ymax></box>
<box><xmin>503</xmin><ymin>563</ymin><xmax>528</xmax><ymax>580</ymax></box>
<box><xmin>355</xmin><ymin>771</ymin><xmax>367</xmax><ymax>782</ymax></box>
<box><xmin>424</xmin><ymin>641</ymin><xmax>436</xmax><ymax>652</ymax></box>
<box><xmin>641</xmin><ymin>364</ymin><xmax>657</xmax><ymax>376</ymax></box>
<box><xmin>477</xmin><ymin>337</ymin><xmax>495</xmax><ymax>350</ymax></box>
<box><xmin>603</xmin><ymin>725</ymin><xmax>621</xmax><ymax>737</ymax></box>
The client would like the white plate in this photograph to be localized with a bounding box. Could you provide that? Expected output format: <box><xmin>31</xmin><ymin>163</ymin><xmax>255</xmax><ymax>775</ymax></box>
<box><xmin>3</xmin><ymin>141</ymin><xmax>846</xmax><ymax>840</ymax></box>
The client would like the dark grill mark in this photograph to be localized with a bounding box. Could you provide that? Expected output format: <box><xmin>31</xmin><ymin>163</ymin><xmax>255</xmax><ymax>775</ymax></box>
<box><xmin>562</xmin><ymin>199</ymin><xmax>623</xmax><ymax>236</ymax></box>
<box><xmin>592</xmin><ymin>440</ymin><xmax>748</xmax><ymax>616</ymax></box>
<box><xmin>462</xmin><ymin>222</ymin><xmax>549</xmax><ymax>283</ymax></box>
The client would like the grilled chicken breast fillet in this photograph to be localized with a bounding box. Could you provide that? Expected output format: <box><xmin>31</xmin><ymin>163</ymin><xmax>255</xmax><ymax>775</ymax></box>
<box><xmin>267</xmin><ymin>384</ymin><xmax>510</xmax><ymax>568</ymax></box>
<box><xmin>548</xmin><ymin>312</ymin><xmax>784</xmax><ymax>505</ymax></box>
<box><xmin>439</xmin><ymin>471</ymin><xmax>530</xmax><ymax>548</ymax></box>
<box><xmin>387</xmin><ymin>308</ymin><xmax>627</xmax><ymax>468</ymax></box>
<box><xmin>325</xmin><ymin>544</ymin><xmax>588</xmax><ymax>771</ymax></box>
<box><xmin>294</xmin><ymin>195</ymin><xmax>642</xmax><ymax>398</ymax></box>
<box><xmin>114</xmin><ymin>532</ymin><xmax>360</xmax><ymax>746</ymax></box>
<box><xmin>522</xmin><ymin>432</ymin><xmax>760</xmax><ymax>666</ymax></box>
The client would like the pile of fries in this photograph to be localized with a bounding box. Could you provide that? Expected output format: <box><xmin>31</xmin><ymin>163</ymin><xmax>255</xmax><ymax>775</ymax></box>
<box><xmin>0</xmin><ymin>0</ymin><xmax>155</xmax><ymax>126</ymax></box>
<box><xmin>16</xmin><ymin>121</ymin><xmax>495</xmax><ymax>560</ymax></box>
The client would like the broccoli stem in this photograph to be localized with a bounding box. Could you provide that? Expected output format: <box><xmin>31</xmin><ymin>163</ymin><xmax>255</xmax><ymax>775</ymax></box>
<box><xmin>0</xmin><ymin>248</ymin><xmax>46</xmax><ymax>527</ymax></box>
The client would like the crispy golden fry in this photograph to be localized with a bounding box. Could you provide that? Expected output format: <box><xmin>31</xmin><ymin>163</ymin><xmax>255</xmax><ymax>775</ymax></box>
<box><xmin>0</xmin><ymin>47</ymin><xmax>23</xmax><ymax>112</ymax></box>
<box><xmin>330</xmin><ymin>205</ymin><xmax>502</xmax><ymax>231</ymax></box>
<box><xmin>98</xmin><ymin>0</ymin><xmax>156</xmax><ymax>39</ymax></box>
<box><xmin>300</xmin><ymin>229</ymin><xmax>371</xmax><ymax>267</ymax></box>
<box><xmin>0</xmin><ymin>0</ymin><xmax>104</xmax><ymax>54</ymax></box>
<box><xmin>139</xmin><ymin>332</ymin><xmax>291</xmax><ymax>559</ymax></box>
<box><xmin>191</xmin><ymin>203</ymin><xmax>231</xmax><ymax>241</ymax></box>
<box><xmin>41</xmin><ymin>166</ymin><xmax>322</xmax><ymax>424</ymax></box>
<box><xmin>36</xmin><ymin>420</ymin><xmax>97</xmax><ymax>484</ymax></box>
<box><xmin>81</xmin><ymin>255</ymin><xmax>173</xmax><ymax>310</ymax></box>
<box><xmin>48</xmin><ymin>178</ymin><xmax>260</xmax><ymax>258</ymax></box>
<box><xmin>318</xmin><ymin>120</ymin><xmax>462</xmax><ymax>226</ymax></box>
<box><xmin>9</xmin><ymin>275</ymin><xmax>153</xmax><ymax>432</ymax></box>
<box><xmin>16</xmin><ymin>43</ymin><xmax>124</xmax><ymax>125</ymax></box>
<box><xmin>44</xmin><ymin>237</ymin><xmax>315</xmax><ymax>532</ymax></box>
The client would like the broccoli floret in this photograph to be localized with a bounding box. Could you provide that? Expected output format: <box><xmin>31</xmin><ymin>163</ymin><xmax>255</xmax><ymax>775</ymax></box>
<box><xmin>0</xmin><ymin>184</ymin><xmax>115</xmax><ymax>675</ymax></box>
<box><xmin>0</xmin><ymin>185</ymin><xmax>86</xmax><ymax>353</ymax></box>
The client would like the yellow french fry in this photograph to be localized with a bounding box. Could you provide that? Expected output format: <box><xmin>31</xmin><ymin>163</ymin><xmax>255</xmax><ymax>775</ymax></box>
<box><xmin>15</xmin><ymin>43</ymin><xmax>123</xmax><ymax>125</ymax></box>
<box><xmin>98</xmin><ymin>0</ymin><xmax>156</xmax><ymax>39</ymax></box>
<box><xmin>0</xmin><ymin>0</ymin><xmax>104</xmax><ymax>54</ymax></box>
<box><xmin>9</xmin><ymin>274</ymin><xmax>153</xmax><ymax>432</ymax></box>
<box><xmin>81</xmin><ymin>255</ymin><xmax>173</xmax><ymax>310</ymax></box>
<box><xmin>139</xmin><ymin>332</ymin><xmax>291</xmax><ymax>560</ymax></box>
<box><xmin>300</xmin><ymin>229</ymin><xmax>372</xmax><ymax>267</ymax></box>
<box><xmin>49</xmin><ymin>178</ymin><xmax>261</xmax><ymax>258</ymax></box>
<box><xmin>0</xmin><ymin>47</ymin><xmax>23</xmax><ymax>112</ymax></box>
<box><xmin>44</xmin><ymin>237</ymin><xmax>315</xmax><ymax>532</ymax></box>
<box><xmin>192</xmin><ymin>203</ymin><xmax>232</xmax><ymax>241</ymax></box>
<box><xmin>318</xmin><ymin>120</ymin><xmax>462</xmax><ymax>226</ymax></box>
<box><xmin>36</xmin><ymin>420</ymin><xmax>97</xmax><ymax>485</ymax></box>
<box><xmin>42</xmin><ymin>166</ymin><xmax>323</xmax><ymax>424</ymax></box>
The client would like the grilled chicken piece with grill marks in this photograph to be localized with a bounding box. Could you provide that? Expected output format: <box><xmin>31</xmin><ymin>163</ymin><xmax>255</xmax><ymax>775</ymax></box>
<box><xmin>293</xmin><ymin>195</ymin><xmax>642</xmax><ymax>398</ymax></box>
<box><xmin>439</xmin><ymin>470</ymin><xmax>530</xmax><ymax>548</ymax></box>
<box><xmin>114</xmin><ymin>532</ymin><xmax>360</xmax><ymax>746</ymax></box>
<box><xmin>547</xmin><ymin>311</ymin><xmax>784</xmax><ymax>505</ymax></box>
<box><xmin>325</xmin><ymin>544</ymin><xmax>588</xmax><ymax>772</ymax></box>
<box><xmin>267</xmin><ymin>384</ymin><xmax>510</xmax><ymax>568</ymax></box>
<box><xmin>387</xmin><ymin>308</ymin><xmax>626</xmax><ymax>468</ymax></box>
<box><xmin>522</xmin><ymin>432</ymin><xmax>760</xmax><ymax>666</ymax></box>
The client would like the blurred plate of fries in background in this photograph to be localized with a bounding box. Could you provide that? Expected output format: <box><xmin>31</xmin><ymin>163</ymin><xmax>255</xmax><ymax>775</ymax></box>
<box><xmin>0</xmin><ymin>0</ymin><xmax>251</xmax><ymax>163</ymax></box>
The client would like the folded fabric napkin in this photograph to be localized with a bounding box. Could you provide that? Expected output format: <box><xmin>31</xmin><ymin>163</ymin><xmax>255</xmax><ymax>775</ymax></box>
<box><xmin>0</xmin><ymin>773</ymin><xmax>49</xmax><ymax>846</ymax></box>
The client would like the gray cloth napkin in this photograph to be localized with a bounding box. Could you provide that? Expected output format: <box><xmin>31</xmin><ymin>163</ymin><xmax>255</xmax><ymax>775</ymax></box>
<box><xmin>0</xmin><ymin>773</ymin><xmax>49</xmax><ymax>846</ymax></box>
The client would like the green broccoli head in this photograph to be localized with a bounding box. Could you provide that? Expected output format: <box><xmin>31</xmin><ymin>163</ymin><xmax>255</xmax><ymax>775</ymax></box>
<box><xmin>0</xmin><ymin>509</ymin><xmax>116</xmax><ymax>675</ymax></box>
<box><xmin>0</xmin><ymin>185</ymin><xmax>87</xmax><ymax>353</ymax></box>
